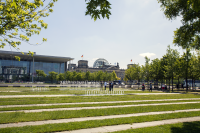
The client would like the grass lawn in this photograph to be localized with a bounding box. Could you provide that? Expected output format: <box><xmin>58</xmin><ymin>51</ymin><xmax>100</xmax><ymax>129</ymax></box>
<box><xmin>1</xmin><ymin>111</ymin><xmax>200</xmax><ymax>133</ymax></box>
<box><xmin>113</xmin><ymin>121</ymin><xmax>200</xmax><ymax>133</ymax></box>
<box><xmin>0</xmin><ymin>94</ymin><xmax>200</xmax><ymax>105</ymax></box>
<box><xmin>1</xmin><ymin>100</ymin><xmax>200</xmax><ymax>111</ymax></box>
<box><xmin>0</xmin><ymin>87</ymin><xmax>200</xmax><ymax>133</ymax></box>
<box><xmin>1</xmin><ymin>103</ymin><xmax>200</xmax><ymax>124</ymax></box>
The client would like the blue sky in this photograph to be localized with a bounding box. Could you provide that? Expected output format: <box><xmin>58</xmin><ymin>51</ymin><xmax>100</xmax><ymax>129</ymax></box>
<box><xmin>3</xmin><ymin>0</ymin><xmax>185</xmax><ymax>69</ymax></box>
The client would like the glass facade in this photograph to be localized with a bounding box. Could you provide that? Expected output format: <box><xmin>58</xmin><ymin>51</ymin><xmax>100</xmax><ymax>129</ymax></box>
<box><xmin>0</xmin><ymin>59</ymin><xmax>65</xmax><ymax>82</ymax></box>
<box><xmin>93</xmin><ymin>58</ymin><xmax>109</xmax><ymax>68</ymax></box>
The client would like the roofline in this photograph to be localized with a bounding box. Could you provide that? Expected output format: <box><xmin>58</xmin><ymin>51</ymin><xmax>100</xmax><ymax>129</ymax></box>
<box><xmin>0</xmin><ymin>50</ymin><xmax>74</xmax><ymax>63</ymax></box>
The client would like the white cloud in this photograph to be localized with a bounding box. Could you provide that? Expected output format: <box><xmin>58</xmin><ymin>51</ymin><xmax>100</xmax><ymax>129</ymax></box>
<box><xmin>139</xmin><ymin>52</ymin><xmax>156</xmax><ymax>57</ymax></box>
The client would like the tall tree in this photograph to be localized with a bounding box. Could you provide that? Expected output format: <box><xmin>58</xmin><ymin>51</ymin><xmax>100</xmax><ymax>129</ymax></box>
<box><xmin>158</xmin><ymin>0</ymin><xmax>200</xmax><ymax>49</ymax></box>
<box><xmin>164</xmin><ymin>45</ymin><xmax>180</xmax><ymax>91</ymax></box>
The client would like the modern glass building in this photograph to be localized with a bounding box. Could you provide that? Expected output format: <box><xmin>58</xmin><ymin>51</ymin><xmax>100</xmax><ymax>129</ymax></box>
<box><xmin>0</xmin><ymin>50</ymin><xmax>73</xmax><ymax>82</ymax></box>
<box><xmin>93</xmin><ymin>58</ymin><xmax>109</xmax><ymax>68</ymax></box>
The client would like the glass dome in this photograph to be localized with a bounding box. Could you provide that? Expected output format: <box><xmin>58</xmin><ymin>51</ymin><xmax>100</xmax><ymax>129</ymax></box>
<box><xmin>93</xmin><ymin>58</ymin><xmax>109</xmax><ymax>68</ymax></box>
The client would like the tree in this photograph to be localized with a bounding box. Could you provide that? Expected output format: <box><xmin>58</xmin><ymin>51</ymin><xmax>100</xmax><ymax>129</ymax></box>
<box><xmin>56</xmin><ymin>73</ymin><xmax>64</xmax><ymax>82</ymax></box>
<box><xmin>124</xmin><ymin>67</ymin><xmax>134</xmax><ymax>81</ymax></box>
<box><xmin>149</xmin><ymin>58</ymin><xmax>163</xmax><ymax>89</ymax></box>
<box><xmin>0</xmin><ymin>0</ymin><xmax>58</xmax><ymax>59</ymax></box>
<box><xmin>90</xmin><ymin>72</ymin><xmax>97</xmax><ymax>81</ymax></box>
<box><xmin>174</xmin><ymin>55</ymin><xmax>182</xmax><ymax>89</ymax></box>
<box><xmin>158</xmin><ymin>0</ymin><xmax>200</xmax><ymax>49</ymax></box>
<box><xmin>111</xmin><ymin>71</ymin><xmax>119</xmax><ymax>81</ymax></box>
<box><xmin>188</xmin><ymin>53</ymin><xmax>198</xmax><ymax>89</ymax></box>
<box><xmin>48</xmin><ymin>71</ymin><xmax>58</xmax><ymax>83</ymax></box>
<box><xmin>143</xmin><ymin>56</ymin><xmax>150</xmax><ymax>83</ymax></box>
<box><xmin>36</xmin><ymin>70</ymin><xmax>46</xmax><ymax>81</ymax></box>
<box><xmin>96</xmin><ymin>71</ymin><xmax>104</xmax><ymax>81</ymax></box>
<box><xmin>0</xmin><ymin>0</ymin><xmax>111</xmax><ymax>60</ymax></box>
<box><xmin>85</xmin><ymin>71</ymin><xmax>91</xmax><ymax>81</ymax></box>
<box><xmin>72</xmin><ymin>71</ymin><xmax>77</xmax><ymax>81</ymax></box>
<box><xmin>64</xmin><ymin>71</ymin><xmax>71</xmax><ymax>81</ymax></box>
<box><xmin>163</xmin><ymin>45</ymin><xmax>180</xmax><ymax>91</ymax></box>
<box><xmin>85</xmin><ymin>0</ymin><xmax>111</xmax><ymax>21</ymax></box>
<box><xmin>76</xmin><ymin>73</ymin><xmax>83</xmax><ymax>81</ymax></box>
<box><xmin>103</xmin><ymin>71</ymin><xmax>108</xmax><ymax>81</ymax></box>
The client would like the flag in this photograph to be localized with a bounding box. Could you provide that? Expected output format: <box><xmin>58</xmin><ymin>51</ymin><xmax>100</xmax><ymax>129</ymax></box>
<box><xmin>81</xmin><ymin>55</ymin><xmax>83</xmax><ymax>58</ymax></box>
<box><xmin>131</xmin><ymin>59</ymin><xmax>132</xmax><ymax>62</ymax></box>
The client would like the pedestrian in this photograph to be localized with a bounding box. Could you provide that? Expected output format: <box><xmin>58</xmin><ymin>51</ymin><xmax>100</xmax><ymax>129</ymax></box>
<box><xmin>100</xmin><ymin>81</ymin><xmax>103</xmax><ymax>91</ymax></box>
<box><xmin>109</xmin><ymin>81</ymin><xmax>111</xmax><ymax>91</ymax></box>
<box><xmin>104</xmin><ymin>81</ymin><xmax>107</xmax><ymax>90</ymax></box>
<box><xmin>162</xmin><ymin>84</ymin><xmax>165</xmax><ymax>91</ymax></box>
<box><xmin>111</xmin><ymin>82</ymin><xmax>113</xmax><ymax>91</ymax></box>
<box><xmin>142</xmin><ymin>83</ymin><xmax>145</xmax><ymax>91</ymax></box>
<box><xmin>149</xmin><ymin>83</ymin><xmax>152</xmax><ymax>92</ymax></box>
<box><xmin>165</xmin><ymin>84</ymin><xmax>167</xmax><ymax>90</ymax></box>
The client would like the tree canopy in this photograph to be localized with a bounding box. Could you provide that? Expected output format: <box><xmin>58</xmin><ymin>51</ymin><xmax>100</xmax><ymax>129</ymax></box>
<box><xmin>0</xmin><ymin>0</ymin><xmax>58</xmax><ymax>57</ymax></box>
<box><xmin>158</xmin><ymin>0</ymin><xmax>200</xmax><ymax>49</ymax></box>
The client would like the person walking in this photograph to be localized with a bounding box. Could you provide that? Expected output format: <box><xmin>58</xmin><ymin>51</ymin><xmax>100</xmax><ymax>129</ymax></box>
<box><xmin>104</xmin><ymin>81</ymin><xmax>107</xmax><ymax>90</ymax></box>
<box><xmin>142</xmin><ymin>83</ymin><xmax>145</xmax><ymax>91</ymax></box>
<box><xmin>149</xmin><ymin>83</ymin><xmax>152</xmax><ymax>92</ymax></box>
<box><xmin>162</xmin><ymin>84</ymin><xmax>165</xmax><ymax>91</ymax></box>
<box><xmin>100</xmin><ymin>81</ymin><xmax>103</xmax><ymax>91</ymax></box>
<box><xmin>111</xmin><ymin>82</ymin><xmax>113</xmax><ymax>91</ymax></box>
<box><xmin>109</xmin><ymin>81</ymin><xmax>111</xmax><ymax>91</ymax></box>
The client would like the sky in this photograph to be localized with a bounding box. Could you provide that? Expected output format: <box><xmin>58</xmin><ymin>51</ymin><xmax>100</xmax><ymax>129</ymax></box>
<box><xmin>3</xmin><ymin>0</ymin><xmax>186</xmax><ymax>69</ymax></box>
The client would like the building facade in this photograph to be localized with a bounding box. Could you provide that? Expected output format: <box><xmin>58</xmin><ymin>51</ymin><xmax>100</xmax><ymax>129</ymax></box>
<box><xmin>0</xmin><ymin>50</ymin><xmax>73</xmax><ymax>82</ymax></box>
<box><xmin>68</xmin><ymin>58</ymin><xmax>125</xmax><ymax>80</ymax></box>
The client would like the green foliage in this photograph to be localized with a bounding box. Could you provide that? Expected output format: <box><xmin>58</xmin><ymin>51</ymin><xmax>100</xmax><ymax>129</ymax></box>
<box><xmin>56</xmin><ymin>73</ymin><xmax>64</xmax><ymax>81</ymax></box>
<box><xmin>0</xmin><ymin>0</ymin><xmax>58</xmax><ymax>53</ymax></box>
<box><xmin>85</xmin><ymin>0</ymin><xmax>112</xmax><ymax>21</ymax></box>
<box><xmin>111</xmin><ymin>71</ymin><xmax>119</xmax><ymax>80</ymax></box>
<box><xmin>36</xmin><ymin>70</ymin><xmax>46</xmax><ymax>78</ymax></box>
<box><xmin>158</xmin><ymin>0</ymin><xmax>200</xmax><ymax>49</ymax></box>
<box><xmin>48</xmin><ymin>71</ymin><xmax>58</xmax><ymax>83</ymax></box>
<box><xmin>85</xmin><ymin>71</ymin><xmax>91</xmax><ymax>81</ymax></box>
<box><xmin>76</xmin><ymin>73</ymin><xmax>83</xmax><ymax>81</ymax></box>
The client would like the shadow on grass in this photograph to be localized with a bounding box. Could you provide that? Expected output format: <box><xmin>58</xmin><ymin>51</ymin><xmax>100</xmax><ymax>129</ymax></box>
<box><xmin>171</xmin><ymin>121</ymin><xmax>200</xmax><ymax>133</ymax></box>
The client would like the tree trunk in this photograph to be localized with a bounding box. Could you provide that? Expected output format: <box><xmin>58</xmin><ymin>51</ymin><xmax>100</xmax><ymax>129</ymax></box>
<box><xmin>192</xmin><ymin>78</ymin><xmax>194</xmax><ymax>90</ymax></box>
<box><xmin>172</xmin><ymin>73</ymin><xmax>173</xmax><ymax>92</ymax></box>
<box><xmin>169</xmin><ymin>78</ymin><xmax>170</xmax><ymax>91</ymax></box>
<box><xmin>178</xmin><ymin>77</ymin><xmax>179</xmax><ymax>90</ymax></box>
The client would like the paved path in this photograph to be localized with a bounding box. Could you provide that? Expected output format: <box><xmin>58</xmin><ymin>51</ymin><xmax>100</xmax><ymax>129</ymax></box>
<box><xmin>1</xmin><ymin>109</ymin><xmax>200</xmax><ymax>128</ymax></box>
<box><xmin>57</xmin><ymin>116</ymin><xmax>200</xmax><ymax>133</ymax></box>
<box><xmin>1</xmin><ymin>101</ymin><xmax>200</xmax><ymax>113</ymax></box>
<box><xmin>1</xmin><ymin>98</ymin><xmax>200</xmax><ymax>108</ymax></box>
